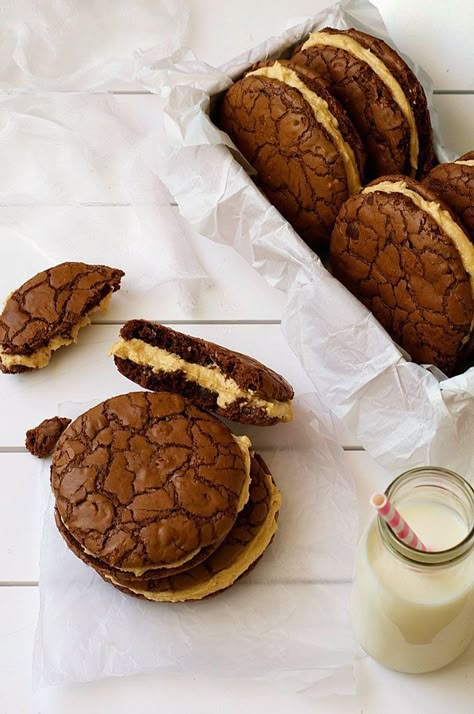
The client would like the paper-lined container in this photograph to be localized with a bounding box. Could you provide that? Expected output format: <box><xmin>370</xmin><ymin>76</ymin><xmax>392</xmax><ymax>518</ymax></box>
<box><xmin>154</xmin><ymin>0</ymin><xmax>473</xmax><ymax>477</ymax></box>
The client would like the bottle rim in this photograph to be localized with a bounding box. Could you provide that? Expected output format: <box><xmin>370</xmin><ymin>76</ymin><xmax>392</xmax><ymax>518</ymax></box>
<box><xmin>378</xmin><ymin>466</ymin><xmax>474</xmax><ymax>566</ymax></box>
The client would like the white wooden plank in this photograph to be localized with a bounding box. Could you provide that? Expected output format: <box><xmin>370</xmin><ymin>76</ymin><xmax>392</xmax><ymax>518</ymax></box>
<box><xmin>0</xmin><ymin>323</ymin><xmax>315</xmax><ymax>449</ymax></box>
<box><xmin>0</xmin><ymin>455</ymin><xmax>41</xmax><ymax>583</ymax></box>
<box><xmin>187</xmin><ymin>0</ymin><xmax>474</xmax><ymax>90</ymax></box>
<box><xmin>0</xmin><ymin>587</ymin><xmax>37</xmax><ymax>714</ymax></box>
<box><xmin>373</xmin><ymin>0</ymin><xmax>474</xmax><ymax>91</ymax></box>
<box><xmin>432</xmin><ymin>94</ymin><xmax>474</xmax><ymax>159</ymax></box>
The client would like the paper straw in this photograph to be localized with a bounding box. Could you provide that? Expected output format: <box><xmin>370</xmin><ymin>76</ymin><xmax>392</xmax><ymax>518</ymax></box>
<box><xmin>370</xmin><ymin>493</ymin><xmax>428</xmax><ymax>552</ymax></box>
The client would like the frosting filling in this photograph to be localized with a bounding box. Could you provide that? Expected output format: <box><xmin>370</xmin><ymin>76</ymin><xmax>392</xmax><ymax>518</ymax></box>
<box><xmin>247</xmin><ymin>62</ymin><xmax>361</xmax><ymax>194</ymax></box>
<box><xmin>110</xmin><ymin>337</ymin><xmax>293</xmax><ymax>422</ymax></box>
<box><xmin>302</xmin><ymin>31</ymin><xmax>419</xmax><ymax>175</ymax></box>
<box><xmin>454</xmin><ymin>160</ymin><xmax>474</xmax><ymax>167</ymax></box>
<box><xmin>105</xmin><ymin>472</ymin><xmax>281</xmax><ymax>602</ymax></box>
<box><xmin>0</xmin><ymin>292</ymin><xmax>112</xmax><ymax>370</ymax></box>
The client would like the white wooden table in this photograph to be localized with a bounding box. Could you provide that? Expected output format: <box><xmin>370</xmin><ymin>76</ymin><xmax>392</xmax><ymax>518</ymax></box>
<box><xmin>0</xmin><ymin>2</ymin><xmax>473</xmax><ymax>712</ymax></box>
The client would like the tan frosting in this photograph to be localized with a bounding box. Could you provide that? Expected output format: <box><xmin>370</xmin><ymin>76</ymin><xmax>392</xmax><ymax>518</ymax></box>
<box><xmin>110</xmin><ymin>338</ymin><xmax>293</xmax><ymax>422</ymax></box>
<box><xmin>105</xmin><ymin>472</ymin><xmax>281</xmax><ymax>602</ymax></box>
<box><xmin>233</xmin><ymin>435</ymin><xmax>252</xmax><ymax>511</ymax></box>
<box><xmin>454</xmin><ymin>160</ymin><xmax>474</xmax><ymax>167</ymax></box>
<box><xmin>59</xmin><ymin>431</ymin><xmax>252</xmax><ymax>576</ymax></box>
<box><xmin>247</xmin><ymin>63</ymin><xmax>361</xmax><ymax>194</ymax></box>
<box><xmin>302</xmin><ymin>31</ymin><xmax>419</xmax><ymax>175</ymax></box>
<box><xmin>363</xmin><ymin>180</ymin><xmax>474</xmax><ymax>303</ymax></box>
<box><xmin>0</xmin><ymin>292</ymin><xmax>112</xmax><ymax>370</ymax></box>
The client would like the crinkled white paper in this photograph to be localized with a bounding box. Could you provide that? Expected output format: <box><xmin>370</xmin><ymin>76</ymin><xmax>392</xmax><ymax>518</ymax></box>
<box><xmin>152</xmin><ymin>0</ymin><xmax>473</xmax><ymax>477</ymax></box>
<box><xmin>34</xmin><ymin>395</ymin><xmax>358</xmax><ymax>698</ymax></box>
<box><xmin>0</xmin><ymin>0</ymin><xmax>189</xmax><ymax>91</ymax></box>
<box><xmin>0</xmin><ymin>93</ymin><xmax>207</xmax><ymax>291</ymax></box>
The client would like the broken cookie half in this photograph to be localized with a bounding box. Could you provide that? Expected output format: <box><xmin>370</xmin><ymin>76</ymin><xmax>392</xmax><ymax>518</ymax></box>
<box><xmin>110</xmin><ymin>320</ymin><xmax>294</xmax><ymax>426</ymax></box>
<box><xmin>0</xmin><ymin>261</ymin><xmax>124</xmax><ymax>373</ymax></box>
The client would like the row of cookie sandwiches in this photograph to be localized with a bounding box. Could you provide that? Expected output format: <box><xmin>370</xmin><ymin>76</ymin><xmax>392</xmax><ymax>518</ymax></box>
<box><xmin>218</xmin><ymin>27</ymin><xmax>436</xmax><ymax>251</ymax></box>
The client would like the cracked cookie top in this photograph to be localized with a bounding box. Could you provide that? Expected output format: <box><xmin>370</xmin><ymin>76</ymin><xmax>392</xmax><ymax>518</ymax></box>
<box><xmin>0</xmin><ymin>261</ymin><xmax>124</xmax><ymax>372</ymax></box>
<box><xmin>330</xmin><ymin>175</ymin><xmax>474</xmax><ymax>375</ymax></box>
<box><xmin>423</xmin><ymin>151</ymin><xmax>474</xmax><ymax>244</ymax></box>
<box><xmin>51</xmin><ymin>392</ymin><xmax>250</xmax><ymax>575</ymax></box>
<box><xmin>291</xmin><ymin>28</ymin><xmax>435</xmax><ymax>180</ymax></box>
<box><xmin>219</xmin><ymin>60</ymin><xmax>366</xmax><ymax>250</ymax></box>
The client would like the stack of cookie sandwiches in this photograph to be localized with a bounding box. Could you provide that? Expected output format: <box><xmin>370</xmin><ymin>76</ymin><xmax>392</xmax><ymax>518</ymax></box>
<box><xmin>47</xmin><ymin>321</ymin><xmax>294</xmax><ymax>602</ymax></box>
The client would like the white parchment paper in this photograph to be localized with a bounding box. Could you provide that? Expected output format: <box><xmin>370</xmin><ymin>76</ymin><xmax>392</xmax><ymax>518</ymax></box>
<box><xmin>34</xmin><ymin>394</ymin><xmax>358</xmax><ymax>701</ymax></box>
<box><xmin>0</xmin><ymin>0</ymin><xmax>189</xmax><ymax>90</ymax></box>
<box><xmin>150</xmin><ymin>0</ymin><xmax>473</xmax><ymax>477</ymax></box>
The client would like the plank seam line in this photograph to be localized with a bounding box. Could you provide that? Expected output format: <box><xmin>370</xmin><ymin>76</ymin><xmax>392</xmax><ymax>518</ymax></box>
<box><xmin>91</xmin><ymin>319</ymin><xmax>283</xmax><ymax>326</ymax></box>
<box><xmin>0</xmin><ymin>445</ymin><xmax>366</xmax><ymax>452</ymax></box>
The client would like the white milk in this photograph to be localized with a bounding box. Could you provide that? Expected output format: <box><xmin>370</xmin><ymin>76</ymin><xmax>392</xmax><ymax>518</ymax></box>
<box><xmin>352</xmin><ymin>498</ymin><xmax>474</xmax><ymax>673</ymax></box>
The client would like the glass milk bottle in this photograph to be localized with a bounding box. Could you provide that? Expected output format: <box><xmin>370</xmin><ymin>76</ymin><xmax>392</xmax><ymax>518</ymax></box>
<box><xmin>351</xmin><ymin>467</ymin><xmax>474</xmax><ymax>673</ymax></box>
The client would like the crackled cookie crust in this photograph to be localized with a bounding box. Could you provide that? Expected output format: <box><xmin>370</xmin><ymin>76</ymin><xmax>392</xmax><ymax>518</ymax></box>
<box><xmin>330</xmin><ymin>176</ymin><xmax>474</xmax><ymax>375</ymax></box>
<box><xmin>51</xmin><ymin>392</ymin><xmax>252</xmax><ymax>579</ymax></box>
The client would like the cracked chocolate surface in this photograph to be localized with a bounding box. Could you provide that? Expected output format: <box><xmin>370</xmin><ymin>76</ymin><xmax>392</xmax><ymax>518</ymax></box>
<box><xmin>25</xmin><ymin>416</ymin><xmax>71</xmax><ymax>458</ymax></box>
<box><xmin>330</xmin><ymin>176</ymin><xmax>474</xmax><ymax>375</ymax></box>
<box><xmin>0</xmin><ymin>261</ymin><xmax>124</xmax><ymax>373</ymax></box>
<box><xmin>423</xmin><ymin>152</ymin><xmax>474</xmax><ymax>243</ymax></box>
<box><xmin>113</xmin><ymin>320</ymin><xmax>294</xmax><ymax>426</ymax></box>
<box><xmin>291</xmin><ymin>28</ymin><xmax>435</xmax><ymax>180</ymax></box>
<box><xmin>51</xmin><ymin>392</ymin><xmax>249</xmax><ymax>574</ymax></box>
<box><xmin>56</xmin><ymin>453</ymin><xmax>279</xmax><ymax>601</ymax></box>
<box><xmin>219</xmin><ymin>63</ymin><xmax>366</xmax><ymax>250</ymax></box>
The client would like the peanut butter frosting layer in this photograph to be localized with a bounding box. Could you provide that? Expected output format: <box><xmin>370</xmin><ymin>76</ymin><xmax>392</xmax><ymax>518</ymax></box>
<box><xmin>112</xmin><ymin>320</ymin><xmax>294</xmax><ymax>426</ymax></box>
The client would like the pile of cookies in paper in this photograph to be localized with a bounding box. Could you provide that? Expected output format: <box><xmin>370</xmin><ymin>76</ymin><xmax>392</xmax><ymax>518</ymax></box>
<box><xmin>218</xmin><ymin>28</ymin><xmax>474</xmax><ymax>376</ymax></box>
<box><xmin>1</xmin><ymin>262</ymin><xmax>294</xmax><ymax>602</ymax></box>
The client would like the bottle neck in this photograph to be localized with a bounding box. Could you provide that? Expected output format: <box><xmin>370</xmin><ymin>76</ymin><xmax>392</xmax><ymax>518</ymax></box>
<box><xmin>378</xmin><ymin>467</ymin><xmax>474</xmax><ymax>567</ymax></box>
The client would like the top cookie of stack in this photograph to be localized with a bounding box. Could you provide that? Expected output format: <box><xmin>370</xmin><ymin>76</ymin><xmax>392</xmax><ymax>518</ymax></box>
<box><xmin>218</xmin><ymin>27</ymin><xmax>435</xmax><ymax>251</ymax></box>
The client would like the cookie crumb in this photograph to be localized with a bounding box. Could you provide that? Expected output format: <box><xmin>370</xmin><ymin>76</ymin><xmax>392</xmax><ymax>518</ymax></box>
<box><xmin>25</xmin><ymin>417</ymin><xmax>71</xmax><ymax>458</ymax></box>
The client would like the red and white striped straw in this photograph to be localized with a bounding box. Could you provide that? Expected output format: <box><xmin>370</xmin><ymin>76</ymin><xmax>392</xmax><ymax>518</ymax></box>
<box><xmin>370</xmin><ymin>493</ymin><xmax>429</xmax><ymax>552</ymax></box>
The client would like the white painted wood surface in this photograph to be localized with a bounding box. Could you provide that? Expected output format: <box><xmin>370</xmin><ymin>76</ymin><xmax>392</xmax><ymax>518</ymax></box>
<box><xmin>0</xmin><ymin>1</ymin><xmax>472</xmax><ymax>712</ymax></box>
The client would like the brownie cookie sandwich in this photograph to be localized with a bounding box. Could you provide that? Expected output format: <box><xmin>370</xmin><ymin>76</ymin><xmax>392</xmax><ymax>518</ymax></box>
<box><xmin>291</xmin><ymin>28</ymin><xmax>435</xmax><ymax>180</ymax></box>
<box><xmin>51</xmin><ymin>392</ymin><xmax>253</xmax><ymax>582</ymax></box>
<box><xmin>219</xmin><ymin>59</ymin><xmax>365</xmax><ymax>249</ymax></box>
<box><xmin>423</xmin><ymin>151</ymin><xmax>474</xmax><ymax>242</ymax></box>
<box><xmin>57</xmin><ymin>452</ymin><xmax>281</xmax><ymax>602</ymax></box>
<box><xmin>330</xmin><ymin>176</ymin><xmax>474</xmax><ymax>375</ymax></box>
<box><xmin>110</xmin><ymin>320</ymin><xmax>294</xmax><ymax>425</ymax></box>
<box><xmin>0</xmin><ymin>261</ymin><xmax>124</xmax><ymax>373</ymax></box>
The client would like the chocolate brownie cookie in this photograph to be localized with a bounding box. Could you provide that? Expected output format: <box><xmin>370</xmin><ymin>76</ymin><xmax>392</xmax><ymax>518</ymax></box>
<box><xmin>423</xmin><ymin>151</ymin><xmax>474</xmax><ymax>243</ymax></box>
<box><xmin>291</xmin><ymin>28</ymin><xmax>435</xmax><ymax>180</ymax></box>
<box><xmin>110</xmin><ymin>320</ymin><xmax>294</xmax><ymax>426</ymax></box>
<box><xmin>25</xmin><ymin>416</ymin><xmax>71</xmax><ymax>458</ymax></box>
<box><xmin>0</xmin><ymin>262</ymin><xmax>124</xmax><ymax>373</ymax></box>
<box><xmin>56</xmin><ymin>453</ymin><xmax>280</xmax><ymax>602</ymax></box>
<box><xmin>219</xmin><ymin>60</ymin><xmax>366</xmax><ymax>250</ymax></box>
<box><xmin>51</xmin><ymin>392</ymin><xmax>252</xmax><ymax>578</ymax></box>
<box><xmin>330</xmin><ymin>176</ymin><xmax>474</xmax><ymax>375</ymax></box>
